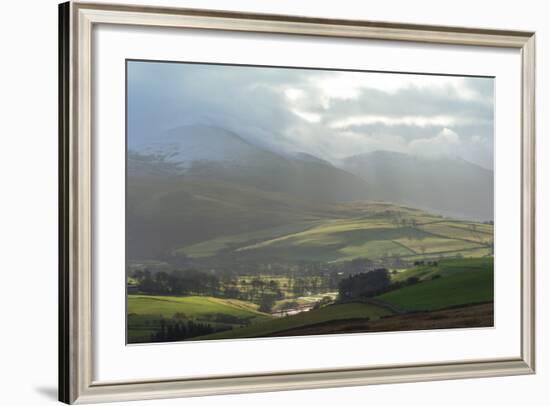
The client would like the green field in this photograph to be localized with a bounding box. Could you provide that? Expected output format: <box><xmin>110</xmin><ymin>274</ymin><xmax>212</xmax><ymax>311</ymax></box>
<box><xmin>335</xmin><ymin>239</ymin><xmax>414</xmax><ymax>261</ymax></box>
<box><xmin>178</xmin><ymin>222</ymin><xmax>320</xmax><ymax>258</ymax></box>
<box><xmin>195</xmin><ymin>302</ymin><xmax>392</xmax><ymax>340</ymax></box>
<box><xmin>128</xmin><ymin>202</ymin><xmax>494</xmax><ymax>343</ymax></box>
<box><xmin>128</xmin><ymin>257</ymin><xmax>494</xmax><ymax>342</ymax></box>
<box><xmin>127</xmin><ymin>295</ymin><xmax>272</xmax><ymax>342</ymax></box>
<box><xmin>128</xmin><ymin>295</ymin><xmax>269</xmax><ymax>317</ymax></box>
<box><xmin>393</xmin><ymin>236</ymin><xmax>480</xmax><ymax>254</ymax></box>
<box><xmin>392</xmin><ymin>257</ymin><xmax>493</xmax><ymax>282</ymax></box>
<box><xmin>419</xmin><ymin>222</ymin><xmax>493</xmax><ymax>244</ymax></box>
<box><xmin>377</xmin><ymin>263</ymin><xmax>493</xmax><ymax>311</ymax></box>
<box><xmin>128</xmin><ymin>295</ymin><xmax>386</xmax><ymax>342</ymax></box>
<box><xmin>174</xmin><ymin>204</ymin><xmax>493</xmax><ymax>263</ymax></box>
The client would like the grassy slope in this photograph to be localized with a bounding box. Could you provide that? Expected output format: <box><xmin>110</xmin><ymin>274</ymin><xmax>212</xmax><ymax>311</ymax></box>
<box><xmin>419</xmin><ymin>222</ymin><xmax>493</xmax><ymax>244</ymax></box>
<box><xmin>179</xmin><ymin>222</ymin><xmax>320</xmax><ymax>258</ymax></box>
<box><xmin>233</xmin><ymin>218</ymin><xmax>492</xmax><ymax>262</ymax></box>
<box><xmin>128</xmin><ymin>258</ymin><xmax>494</xmax><ymax>342</ymax></box>
<box><xmin>177</xmin><ymin>202</ymin><xmax>424</xmax><ymax>260</ymax></box>
<box><xmin>129</xmin><ymin>152</ymin><xmax>494</xmax><ymax>263</ymax></box>
<box><xmin>392</xmin><ymin>257</ymin><xmax>493</xmax><ymax>282</ymax></box>
<box><xmin>174</xmin><ymin>200</ymin><xmax>494</xmax><ymax>262</ymax></box>
<box><xmin>266</xmin><ymin>303</ymin><xmax>494</xmax><ymax>337</ymax></box>
<box><xmin>193</xmin><ymin>302</ymin><xmax>391</xmax><ymax>340</ymax></box>
<box><xmin>127</xmin><ymin>295</ymin><xmax>269</xmax><ymax>319</ymax></box>
<box><xmin>128</xmin><ymin>177</ymin><xmax>343</xmax><ymax>259</ymax></box>
<box><xmin>378</xmin><ymin>266</ymin><xmax>493</xmax><ymax>311</ymax></box>
<box><xmin>127</xmin><ymin>295</ymin><xmax>273</xmax><ymax>342</ymax></box>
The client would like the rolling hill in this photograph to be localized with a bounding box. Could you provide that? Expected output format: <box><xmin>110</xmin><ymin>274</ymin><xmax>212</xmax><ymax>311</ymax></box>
<box><xmin>127</xmin><ymin>125</ymin><xmax>494</xmax><ymax>261</ymax></box>
<box><xmin>127</xmin><ymin>295</ymin><xmax>272</xmax><ymax>343</ymax></box>
<box><xmin>192</xmin><ymin>301</ymin><xmax>391</xmax><ymax>340</ymax></box>
<box><xmin>127</xmin><ymin>257</ymin><xmax>494</xmax><ymax>343</ymax></box>
<box><xmin>177</xmin><ymin>207</ymin><xmax>493</xmax><ymax>263</ymax></box>
<box><xmin>127</xmin><ymin>125</ymin><xmax>374</xmax><ymax>259</ymax></box>
<box><xmin>339</xmin><ymin>150</ymin><xmax>493</xmax><ymax>221</ymax></box>
<box><xmin>130</xmin><ymin>124</ymin><xmax>371</xmax><ymax>203</ymax></box>
<box><xmin>377</xmin><ymin>261</ymin><xmax>494</xmax><ymax>311</ymax></box>
<box><xmin>391</xmin><ymin>257</ymin><xmax>493</xmax><ymax>282</ymax></box>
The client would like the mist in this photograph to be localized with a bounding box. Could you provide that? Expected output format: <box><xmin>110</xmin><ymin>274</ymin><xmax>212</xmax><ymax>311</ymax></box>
<box><xmin>127</xmin><ymin>61</ymin><xmax>494</xmax><ymax>169</ymax></box>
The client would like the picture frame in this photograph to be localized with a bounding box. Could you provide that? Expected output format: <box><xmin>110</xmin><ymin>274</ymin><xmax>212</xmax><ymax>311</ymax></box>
<box><xmin>59</xmin><ymin>1</ymin><xmax>536</xmax><ymax>404</ymax></box>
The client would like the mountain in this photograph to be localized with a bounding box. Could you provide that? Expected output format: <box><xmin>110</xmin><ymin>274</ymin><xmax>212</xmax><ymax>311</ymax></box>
<box><xmin>127</xmin><ymin>126</ymin><xmax>493</xmax><ymax>260</ymax></box>
<box><xmin>339</xmin><ymin>151</ymin><xmax>493</xmax><ymax>221</ymax></box>
<box><xmin>127</xmin><ymin>125</ymin><xmax>372</xmax><ymax>259</ymax></box>
<box><xmin>132</xmin><ymin>125</ymin><xmax>278</xmax><ymax>169</ymax></box>
<box><xmin>130</xmin><ymin>125</ymin><xmax>371</xmax><ymax>204</ymax></box>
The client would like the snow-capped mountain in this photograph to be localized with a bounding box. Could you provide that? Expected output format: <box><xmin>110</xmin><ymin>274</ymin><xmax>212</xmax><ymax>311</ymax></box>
<box><xmin>131</xmin><ymin>125</ymin><xmax>279</xmax><ymax>169</ymax></box>
<box><xmin>128</xmin><ymin>125</ymin><xmax>493</xmax><ymax>222</ymax></box>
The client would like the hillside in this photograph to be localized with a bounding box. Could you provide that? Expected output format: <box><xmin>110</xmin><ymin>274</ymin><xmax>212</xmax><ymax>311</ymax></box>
<box><xmin>127</xmin><ymin>256</ymin><xmax>494</xmax><ymax>343</ymax></box>
<box><xmin>127</xmin><ymin>126</ymin><xmax>494</xmax><ymax>261</ymax></box>
<box><xmin>178</xmin><ymin>204</ymin><xmax>493</xmax><ymax>263</ymax></box>
<box><xmin>193</xmin><ymin>302</ymin><xmax>391</xmax><ymax>340</ymax></box>
<box><xmin>392</xmin><ymin>257</ymin><xmax>493</xmax><ymax>282</ymax></box>
<box><xmin>262</xmin><ymin>303</ymin><xmax>493</xmax><ymax>337</ymax></box>
<box><xmin>130</xmin><ymin>125</ymin><xmax>371</xmax><ymax>203</ymax></box>
<box><xmin>127</xmin><ymin>125</ymin><xmax>373</xmax><ymax>259</ymax></box>
<box><xmin>184</xmin><ymin>257</ymin><xmax>494</xmax><ymax>341</ymax></box>
<box><xmin>127</xmin><ymin>295</ymin><xmax>272</xmax><ymax>343</ymax></box>
<box><xmin>377</xmin><ymin>262</ymin><xmax>494</xmax><ymax>311</ymax></box>
<box><xmin>133</xmin><ymin>125</ymin><xmax>275</xmax><ymax>167</ymax></box>
<box><xmin>340</xmin><ymin>150</ymin><xmax>494</xmax><ymax>221</ymax></box>
<box><xmin>126</xmin><ymin>174</ymin><xmax>369</xmax><ymax>260</ymax></box>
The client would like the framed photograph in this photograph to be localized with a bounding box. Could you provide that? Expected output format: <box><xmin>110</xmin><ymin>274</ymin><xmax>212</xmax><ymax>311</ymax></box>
<box><xmin>59</xmin><ymin>1</ymin><xmax>535</xmax><ymax>404</ymax></box>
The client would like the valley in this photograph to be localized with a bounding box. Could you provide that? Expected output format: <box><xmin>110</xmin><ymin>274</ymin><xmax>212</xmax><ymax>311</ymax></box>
<box><xmin>127</xmin><ymin>199</ymin><xmax>494</xmax><ymax>343</ymax></box>
<box><xmin>126</xmin><ymin>124</ymin><xmax>494</xmax><ymax>344</ymax></box>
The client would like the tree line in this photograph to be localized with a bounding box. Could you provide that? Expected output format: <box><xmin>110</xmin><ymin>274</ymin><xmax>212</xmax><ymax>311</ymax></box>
<box><xmin>150</xmin><ymin>319</ymin><xmax>229</xmax><ymax>342</ymax></box>
<box><xmin>338</xmin><ymin>268</ymin><xmax>423</xmax><ymax>300</ymax></box>
<box><xmin>131</xmin><ymin>269</ymin><xmax>285</xmax><ymax>313</ymax></box>
<box><xmin>132</xmin><ymin>269</ymin><xmax>219</xmax><ymax>296</ymax></box>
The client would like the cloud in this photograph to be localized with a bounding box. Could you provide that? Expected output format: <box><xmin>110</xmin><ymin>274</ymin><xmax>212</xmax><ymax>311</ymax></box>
<box><xmin>127</xmin><ymin>61</ymin><xmax>494</xmax><ymax>169</ymax></box>
<box><xmin>330</xmin><ymin>115</ymin><xmax>460</xmax><ymax>129</ymax></box>
<box><xmin>409</xmin><ymin>128</ymin><xmax>460</xmax><ymax>156</ymax></box>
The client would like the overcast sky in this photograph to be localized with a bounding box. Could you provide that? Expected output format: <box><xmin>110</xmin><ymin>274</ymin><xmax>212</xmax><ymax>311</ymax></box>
<box><xmin>128</xmin><ymin>61</ymin><xmax>494</xmax><ymax>169</ymax></box>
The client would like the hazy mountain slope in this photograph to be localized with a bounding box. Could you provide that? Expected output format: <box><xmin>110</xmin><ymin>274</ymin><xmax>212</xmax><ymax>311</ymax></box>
<box><xmin>127</xmin><ymin>125</ymin><xmax>375</xmax><ymax>259</ymax></box>
<box><xmin>340</xmin><ymin>151</ymin><xmax>493</xmax><ymax>221</ymax></box>
<box><xmin>133</xmin><ymin>125</ymin><xmax>281</xmax><ymax>168</ymax></box>
<box><xmin>127</xmin><ymin>125</ymin><xmax>378</xmax><ymax>259</ymax></box>
<box><xmin>130</xmin><ymin>125</ymin><xmax>371</xmax><ymax>203</ymax></box>
<box><xmin>126</xmin><ymin>172</ymin><xmax>374</xmax><ymax>260</ymax></box>
<box><xmin>127</xmin><ymin>126</ymin><xmax>493</xmax><ymax>259</ymax></box>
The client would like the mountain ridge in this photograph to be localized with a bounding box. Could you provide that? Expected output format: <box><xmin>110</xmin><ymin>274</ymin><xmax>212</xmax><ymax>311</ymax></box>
<box><xmin>129</xmin><ymin>125</ymin><xmax>493</xmax><ymax>227</ymax></box>
<box><xmin>339</xmin><ymin>150</ymin><xmax>493</xmax><ymax>221</ymax></box>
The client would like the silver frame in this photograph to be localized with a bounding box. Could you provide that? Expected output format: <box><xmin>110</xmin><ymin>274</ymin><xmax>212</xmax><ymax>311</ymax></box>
<box><xmin>59</xmin><ymin>1</ymin><xmax>536</xmax><ymax>404</ymax></box>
